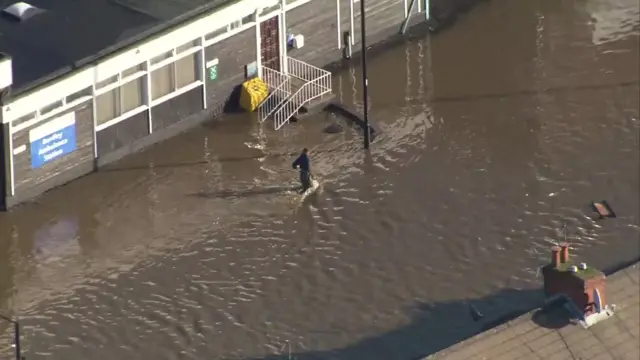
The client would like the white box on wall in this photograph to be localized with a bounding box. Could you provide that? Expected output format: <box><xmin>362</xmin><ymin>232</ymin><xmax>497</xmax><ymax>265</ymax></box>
<box><xmin>292</xmin><ymin>34</ymin><xmax>305</xmax><ymax>49</ymax></box>
<box><xmin>0</xmin><ymin>55</ymin><xmax>12</xmax><ymax>90</ymax></box>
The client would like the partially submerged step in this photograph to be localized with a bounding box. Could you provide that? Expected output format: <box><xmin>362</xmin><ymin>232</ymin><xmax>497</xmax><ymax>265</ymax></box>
<box><xmin>291</xmin><ymin>93</ymin><xmax>336</xmax><ymax>122</ymax></box>
<box><xmin>324</xmin><ymin>101</ymin><xmax>380</xmax><ymax>140</ymax></box>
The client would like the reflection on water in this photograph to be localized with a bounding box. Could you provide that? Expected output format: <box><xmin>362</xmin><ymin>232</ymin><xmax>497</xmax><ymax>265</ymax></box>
<box><xmin>586</xmin><ymin>0</ymin><xmax>640</xmax><ymax>45</ymax></box>
<box><xmin>33</xmin><ymin>217</ymin><xmax>80</xmax><ymax>262</ymax></box>
<box><xmin>0</xmin><ymin>0</ymin><xmax>639</xmax><ymax>359</ymax></box>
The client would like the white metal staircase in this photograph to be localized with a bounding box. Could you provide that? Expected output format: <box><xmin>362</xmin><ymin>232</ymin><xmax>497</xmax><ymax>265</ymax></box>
<box><xmin>258</xmin><ymin>57</ymin><xmax>332</xmax><ymax>130</ymax></box>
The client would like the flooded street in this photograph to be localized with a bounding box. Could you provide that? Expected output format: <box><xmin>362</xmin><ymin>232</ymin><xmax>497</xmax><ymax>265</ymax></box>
<box><xmin>1</xmin><ymin>0</ymin><xmax>639</xmax><ymax>359</ymax></box>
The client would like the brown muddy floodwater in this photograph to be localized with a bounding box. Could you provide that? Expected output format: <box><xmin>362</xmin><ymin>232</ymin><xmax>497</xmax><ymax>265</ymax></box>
<box><xmin>1</xmin><ymin>0</ymin><xmax>639</xmax><ymax>359</ymax></box>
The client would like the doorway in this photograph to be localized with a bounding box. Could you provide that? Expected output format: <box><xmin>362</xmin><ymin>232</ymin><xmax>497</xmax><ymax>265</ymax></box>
<box><xmin>260</xmin><ymin>16</ymin><xmax>281</xmax><ymax>71</ymax></box>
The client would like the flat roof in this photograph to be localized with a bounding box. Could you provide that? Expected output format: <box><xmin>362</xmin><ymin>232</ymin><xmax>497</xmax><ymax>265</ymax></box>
<box><xmin>0</xmin><ymin>0</ymin><xmax>233</xmax><ymax>95</ymax></box>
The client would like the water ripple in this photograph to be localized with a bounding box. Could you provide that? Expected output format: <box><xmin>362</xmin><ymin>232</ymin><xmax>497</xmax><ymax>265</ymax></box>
<box><xmin>0</xmin><ymin>0</ymin><xmax>638</xmax><ymax>359</ymax></box>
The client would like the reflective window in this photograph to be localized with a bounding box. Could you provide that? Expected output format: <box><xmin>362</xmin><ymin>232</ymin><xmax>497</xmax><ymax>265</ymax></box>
<box><xmin>177</xmin><ymin>40</ymin><xmax>198</xmax><ymax>54</ymax></box>
<box><xmin>205</xmin><ymin>26</ymin><xmax>227</xmax><ymax>40</ymax></box>
<box><xmin>228</xmin><ymin>20</ymin><xmax>242</xmax><ymax>31</ymax></box>
<box><xmin>12</xmin><ymin>112</ymin><xmax>36</xmax><ymax>127</ymax></box>
<box><xmin>66</xmin><ymin>87</ymin><xmax>92</xmax><ymax>103</ymax></box>
<box><xmin>123</xmin><ymin>63</ymin><xmax>145</xmax><ymax>78</ymax></box>
<box><xmin>96</xmin><ymin>89</ymin><xmax>119</xmax><ymax>125</ymax></box>
<box><xmin>39</xmin><ymin>100</ymin><xmax>63</xmax><ymax>116</ymax></box>
<box><xmin>121</xmin><ymin>77</ymin><xmax>144</xmax><ymax>113</ymax></box>
<box><xmin>96</xmin><ymin>75</ymin><xmax>118</xmax><ymax>89</ymax></box>
<box><xmin>95</xmin><ymin>77</ymin><xmax>144</xmax><ymax>125</ymax></box>
<box><xmin>175</xmin><ymin>54</ymin><xmax>197</xmax><ymax>89</ymax></box>
<box><xmin>151</xmin><ymin>51</ymin><xmax>173</xmax><ymax>65</ymax></box>
<box><xmin>151</xmin><ymin>64</ymin><xmax>174</xmax><ymax>100</ymax></box>
<box><xmin>260</xmin><ymin>4</ymin><xmax>280</xmax><ymax>15</ymax></box>
<box><xmin>241</xmin><ymin>14</ymin><xmax>255</xmax><ymax>25</ymax></box>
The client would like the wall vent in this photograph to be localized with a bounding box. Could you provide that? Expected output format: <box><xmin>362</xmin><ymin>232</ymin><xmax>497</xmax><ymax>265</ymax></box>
<box><xmin>2</xmin><ymin>2</ymin><xmax>43</xmax><ymax>22</ymax></box>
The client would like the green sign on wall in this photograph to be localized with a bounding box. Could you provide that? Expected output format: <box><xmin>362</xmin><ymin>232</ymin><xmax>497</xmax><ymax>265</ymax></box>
<box><xmin>207</xmin><ymin>58</ymin><xmax>219</xmax><ymax>81</ymax></box>
<box><xmin>209</xmin><ymin>65</ymin><xmax>218</xmax><ymax>80</ymax></box>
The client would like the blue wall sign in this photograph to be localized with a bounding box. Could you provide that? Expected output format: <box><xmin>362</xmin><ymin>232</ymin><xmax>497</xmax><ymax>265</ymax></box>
<box><xmin>29</xmin><ymin>112</ymin><xmax>77</xmax><ymax>169</ymax></box>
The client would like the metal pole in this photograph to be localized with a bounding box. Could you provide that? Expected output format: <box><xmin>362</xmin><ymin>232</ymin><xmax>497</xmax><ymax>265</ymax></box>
<box><xmin>336</xmin><ymin>0</ymin><xmax>341</xmax><ymax>49</ymax></box>
<box><xmin>1</xmin><ymin>315</ymin><xmax>23</xmax><ymax>360</ymax></box>
<box><xmin>425</xmin><ymin>0</ymin><xmax>430</xmax><ymax>21</ymax></box>
<box><xmin>349</xmin><ymin>0</ymin><xmax>355</xmax><ymax>45</ymax></box>
<box><xmin>360</xmin><ymin>0</ymin><xmax>370</xmax><ymax>149</ymax></box>
<box><xmin>400</xmin><ymin>0</ymin><xmax>417</xmax><ymax>35</ymax></box>
<box><xmin>14</xmin><ymin>321</ymin><xmax>21</xmax><ymax>360</ymax></box>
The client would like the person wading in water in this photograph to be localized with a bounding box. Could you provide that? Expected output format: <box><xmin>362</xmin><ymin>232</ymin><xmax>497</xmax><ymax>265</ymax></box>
<box><xmin>292</xmin><ymin>148</ymin><xmax>312</xmax><ymax>193</ymax></box>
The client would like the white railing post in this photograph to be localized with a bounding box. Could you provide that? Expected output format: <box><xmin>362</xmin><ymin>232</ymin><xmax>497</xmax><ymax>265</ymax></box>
<box><xmin>255</xmin><ymin>9</ymin><xmax>262</xmax><ymax>80</ymax></box>
<box><xmin>280</xmin><ymin>0</ymin><xmax>288</xmax><ymax>74</ymax></box>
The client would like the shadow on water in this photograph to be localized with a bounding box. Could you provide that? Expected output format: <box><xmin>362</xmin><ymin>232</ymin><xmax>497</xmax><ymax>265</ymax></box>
<box><xmin>242</xmin><ymin>288</ymin><xmax>544</xmax><ymax>360</ymax></box>
<box><xmin>240</xmin><ymin>257</ymin><xmax>640</xmax><ymax>360</ymax></box>
<box><xmin>98</xmin><ymin>146</ymin><xmax>348</xmax><ymax>173</ymax></box>
<box><xmin>188</xmin><ymin>185</ymin><xmax>301</xmax><ymax>200</ymax></box>
<box><xmin>99</xmin><ymin>152</ymin><xmax>298</xmax><ymax>173</ymax></box>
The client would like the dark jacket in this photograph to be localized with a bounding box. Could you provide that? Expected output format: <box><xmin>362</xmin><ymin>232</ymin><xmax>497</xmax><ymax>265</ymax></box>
<box><xmin>292</xmin><ymin>153</ymin><xmax>310</xmax><ymax>172</ymax></box>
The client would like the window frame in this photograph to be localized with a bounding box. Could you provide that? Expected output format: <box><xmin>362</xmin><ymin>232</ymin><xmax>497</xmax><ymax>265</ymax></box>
<box><xmin>148</xmin><ymin>47</ymin><xmax>200</xmax><ymax>103</ymax></box>
<box><xmin>174</xmin><ymin>52</ymin><xmax>198</xmax><ymax>90</ymax></box>
<box><xmin>94</xmin><ymin>62</ymin><xmax>147</xmax><ymax>128</ymax></box>
<box><xmin>203</xmin><ymin>12</ymin><xmax>258</xmax><ymax>47</ymax></box>
<box><xmin>150</xmin><ymin>63</ymin><xmax>175</xmax><ymax>101</ymax></box>
<box><xmin>11</xmin><ymin>86</ymin><xmax>93</xmax><ymax>134</ymax></box>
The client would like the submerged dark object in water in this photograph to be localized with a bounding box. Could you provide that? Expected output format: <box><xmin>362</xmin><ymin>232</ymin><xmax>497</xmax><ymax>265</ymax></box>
<box><xmin>469</xmin><ymin>304</ymin><xmax>484</xmax><ymax>322</ymax></box>
<box><xmin>591</xmin><ymin>200</ymin><xmax>616</xmax><ymax>219</ymax></box>
<box><xmin>324</xmin><ymin>123</ymin><xmax>344</xmax><ymax>134</ymax></box>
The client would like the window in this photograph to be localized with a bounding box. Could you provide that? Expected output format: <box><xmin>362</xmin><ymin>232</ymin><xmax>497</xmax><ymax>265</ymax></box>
<box><xmin>205</xmin><ymin>26</ymin><xmax>227</xmax><ymax>40</ymax></box>
<box><xmin>241</xmin><ymin>14</ymin><xmax>255</xmax><ymax>25</ymax></box>
<box><xmin>151</xmin><ymin>51</ymin><xmax>173</xmax><ymax>65</ymax></box>
<box><xmin>123</xmin><ymin>63</ymin><xmax>144</xmax><ymax>78</ymax></box>
<box><xmin>66</xmin><ymin>87</ymin><xmax>92</xmax><ymax>103</ymax></box>
<box><xmin>260</xmin><ymin>4</ymin><xmax>280</xmax><ymax>15</ymax></box>
<box><xmin>228</xmin><ymin>20</ymin><xmax>242</xmax><ymax>31</ymax></box>
<box><xmin>151</xmin><ymin>64</ymin><xmax>174</xmax><ymax>100</ymax></box>
<box><xmin>177</xmin><ymin>40</ymin><xmax>197</xmax><ymax>54</ymax></box>
<box><xmin>96</xmin><ymin>89</ymin><xmax>119</xmax><ymax>125</ymax></box>
<box><xmin>150</xmin><ymin>53</ymin><xmax>198</xmax><ymax>101</ymax></box>
<box><xmin>40</xmin><ymin>100</ymin><xmax>63</xmax><ymax>116</ymax></box>
<box><xmin>12</xmin><ymin>112</ymin><xmax>36</xmax><ymax>127</ymax></box>
<box><xmin>97</xmin><ymin>76</ymin><xmax>118</xmax><ymax>89</ymax></box>
<box><xmin>95</xmin><ymin>77</ymin><xmax>145</xmax><ymax>125</ymax></box>
<box><xmin>96</xmin><ymin>75</ymin><xmax>118</xmax><ymax>89</ymax></box>
<box><xmin>175</xmin><ymin>53</ymin><xmax>197</xmax><ymax>89</ymax></box>
<box><xmin>121</xmin><ymin>77</ymin><xmax>144</xmax><ymax>113</ymax></box>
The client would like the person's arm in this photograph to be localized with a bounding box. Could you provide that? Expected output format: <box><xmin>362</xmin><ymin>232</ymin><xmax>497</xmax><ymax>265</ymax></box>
<box><xmin>292</xmin><ymin>155</ymin><xmax>301</xmax><ymax>169</ymax></box>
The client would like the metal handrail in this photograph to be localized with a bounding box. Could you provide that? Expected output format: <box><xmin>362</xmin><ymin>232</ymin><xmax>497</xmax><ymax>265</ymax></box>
<box><xmin>287</xmin><ymin>57</ymin><xmax>329</xmax><ymax>83</ymax></box>
<box><xmin>259</xmin><ymin>58</ymin><xmax>333</xmax><ymax>129</ymax></box>
<box><xmin>260</xmin><ymin>66</ymin><xmax>289</xmax><ymax>90</ymax></box>
<box><xmin>273</xmin><ymin>73</ymin><xmax>332</xmax><ymax>130</ymax></box>
<box><xmin>258</xmin><ymin>76</ymin><xmax>292</xmax><ymax>123</ymax></box>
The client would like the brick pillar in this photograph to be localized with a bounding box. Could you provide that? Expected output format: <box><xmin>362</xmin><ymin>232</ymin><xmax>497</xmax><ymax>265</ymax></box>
<box><xmin>551</xmin><ymin>246</ymin><xmax>561</xmax><ymax>267</ymax></box>
<box><xmin>560</xmin><ymin>243</ymin><xmax>569</xmax><ymax>263</ymax></box>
